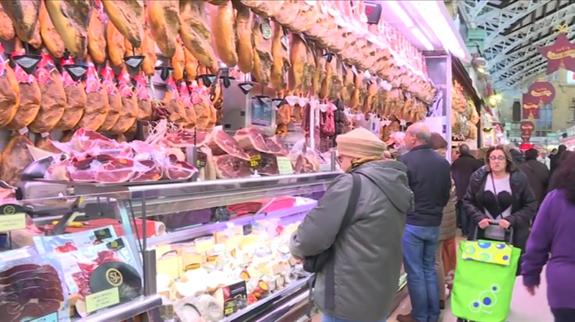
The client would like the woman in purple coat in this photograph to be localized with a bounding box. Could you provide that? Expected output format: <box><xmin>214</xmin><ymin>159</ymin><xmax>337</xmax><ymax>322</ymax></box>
<box><xmin>522</xmin><ymin>153</ymin><xmax>575</xmax><ymax>322</ymax></box>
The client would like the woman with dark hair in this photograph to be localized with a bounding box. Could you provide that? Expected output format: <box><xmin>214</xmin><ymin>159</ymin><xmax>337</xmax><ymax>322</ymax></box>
<box><xmin>463</xmin><ymin>145</ymin><xmax>537</xmax><ymax>252</ymax></box>
<box><xmin>522</xmin><ymin>153</ymin><xmax>575</xmax><ymax>322</ymax></box>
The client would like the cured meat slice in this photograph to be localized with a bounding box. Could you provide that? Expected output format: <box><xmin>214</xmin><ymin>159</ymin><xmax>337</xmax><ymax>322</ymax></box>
<box><xmin>147</xmin><ymin>0</ymin><xmax>180</xmax><ymax>58</ymax></box>
<box><xmin>78</xmin><ymin>62</ymin><xmax>109</xmax><ymax>131</ymax></box>
<box><xmin>135</xmin><ymin>74</ymin><xmax>153</xmax><ymax>121</ymax></box>
<box><xmin>141</xmin><ymin>25</ymin><xmax>157</xmax><ymax>76</ymax></box>
<box><xmin>132</xmin><ymin>159</ymin><xmax>162</xmax><ymax>182</ymax></box>
<box><xmin>1</xmin><ymin>0</ymin><xmax>40</xmax><ymax>43</ymax></box>
<box><xmin>29</xmin><ymin>55</ymin><xmax>66</xmax><ymax>133</ymax></box>
<box><xmin>289</xmin><ymin>33</ymin><xmax>306</xmax><ymax>93</ymax></box>
<box><xmin>102</xmin><ymin>0</ymin><xmax>143</xmax><ymax>48</ymax></box>
<box><xmin>258</xmin><ymin>153</ymin><xmax>279</xmax><ymax>176</ymax></box>
<box><xmin>234</xmin><ymin>2</ymin><xmax>254</xmax><ymax>73</ymax></box>
<box><xmin>111</xmin><ymin>69</ymin><xmax>138</xmax><ymax>134</ymax></box>
<box><xmin>45</xmin><ymin>0</ymin><xmax>91</xmax><ymax>58</ymax></box>
<box><xmin>164</xmin><ymin>129</ymin><xmax>210</xmax><ymax>148</ymax></box>
<box><xmin>57</xmin><ymin>58</ymin><xmax>87</xmax><ymax>130</ymax></box>
<box><xmin>95</xmin><ymin>157</ymin><xmax>136</xmax><ymax>183</ymax></box>
<box><xmin>172</xmin><ymin>40</ymin><xmax>185</xmax><ymax>81</ymax></box>
<box><xmin>179</xmin><ymin>0</ymin><xmax>219</xmax><ymax>72</ymax></box>
<box><xmin>208</xmin><ymin>128</ymin><xmax>250</xmax><ymax>160</ymax></box>
<box><xmin>164</xmin><ymin>155</ymin><xmax>197</xmax><ymax>181</ymax></box>
<box><xmin>234</xmin><ymin>127</ymin><xmax>271</xmax><ymax>154</ymax></box>
<box><xmin>264</xmin><ymin>136</ymin><xmax>288</xmax><ymax>156</ymax></box>
<box><xmin>39</xmin><ymin>1</ymin><xmax>65</xmax><ymax>58</ymax></box>
<box><xmin>209</xmin><ymin>1</ymin><xmax>238</xmax><ymax>67</ymax></box>
<box><xmin>36</xmin><ymin>137</ymin><xmax>61</xmax><ymax>154</ymax></box>
<box><xmin>213</xmin><ymin>155</ymin><xmax>251</xmax><ymax>179</ymax></box>
<box><xmin>87</xmin><ymin>5</ymin><xmax>107</xmax><ymax>65</ymax></box>
<box><xmin>99</xmin><ymin>64</ymin><xmax>122</xmax><ymax>131</ymax></box>
<box><xmin>0</xmin><ymin>4</ymin><xmax>15</xmax><ymax>41</ymax></box>
<box><xmin>107</xmin><ymin>22</ymin><xmax>125</xmax><ymax>67</ymax></box>
<box><xmin>251</xmin><ymin>16</ymin><xmax>272</xmax><ymax>85</ymax></box>
<box><xmin>0</xmin><ymin>48</ymin><xmax>20</xmax><ymax>128</ymax></box>
<box><xmin>0</xmin><ymin>134</ymin><xmax>33</xmax><ymax>186</ymax></box>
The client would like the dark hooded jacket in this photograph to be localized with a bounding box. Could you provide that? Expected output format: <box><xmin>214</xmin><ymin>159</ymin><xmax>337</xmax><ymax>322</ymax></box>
<box><xmin>290</xmin><ymin>160</ymin><xmax>413</xmax><ymax>322</ymax></box>
<box><xmin>463</xmin><ymin>166</ymin><xmax>537</xmax><ymax>250</ymax></box>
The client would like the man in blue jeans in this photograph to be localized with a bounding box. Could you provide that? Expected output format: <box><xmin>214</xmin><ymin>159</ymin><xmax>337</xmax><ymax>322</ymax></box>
<box><xmin>398</xmin><ymin>124</ymin><xmax>451</xmax><ymax>322</ymax></box>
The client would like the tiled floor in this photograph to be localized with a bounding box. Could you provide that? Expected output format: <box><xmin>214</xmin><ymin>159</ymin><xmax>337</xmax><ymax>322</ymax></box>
<box><xmin>388</xmin><ymin>268</ymin><xmax>553</xmax><ymax>322</ymax></box>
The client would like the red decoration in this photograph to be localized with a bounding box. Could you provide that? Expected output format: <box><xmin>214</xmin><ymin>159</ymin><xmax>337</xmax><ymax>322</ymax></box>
<box><xmin>520</xmin><ymin>121</ymin><xmax>535</xmax><ymax>144</ymax></box>
<box><xmin>538</xmin><ymin>33</ymin><xmax>575</xmax><ymax>74</ymax></box>
<box><xmin>522</xmin><ymin>94</ymin><xmax>540</xmax><ymax>119</ymax></box>
<box><xmin>527</xmin><ymin>81</ymin><xmax>555</xmax><ymax>104</ymax></box>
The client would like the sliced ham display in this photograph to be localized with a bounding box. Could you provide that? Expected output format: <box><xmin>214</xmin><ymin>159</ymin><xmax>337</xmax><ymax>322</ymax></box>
<box><xmin>164</xmin><ymin>129</ymin><xmax>210</xmax><ymax>148</ymax></box>
<box><xmin>213</xmin><ymin>155</ymin><xmax>251</xmax><ymax>179</ymax></box>
<box><xmin>44</xmin><ymin>0</ymin><xmax>91</xmax><ymax>59</ymax></box>
<box><xmin>132</xmin><ymin>159</ymin><xmax>162</xmax><ymax>182</ymax></box>
<box><xmin>208</xmin><ymin>128</ymin><xmax>250</xmax><ymax>160</ymax></box>
<box><xmin>234</xmin><ymin>127</ymin><xmax>270</xmax><ymax>153</ymax></box>
<box><xmin>0</xmin><ymin>264</ymin><xmax>64</xmax><ymax>322</ymax></box>
<box><xmin>28</xmin><ymin>54</ymin><xmax>65</xmax><ymax>134</ymax></box>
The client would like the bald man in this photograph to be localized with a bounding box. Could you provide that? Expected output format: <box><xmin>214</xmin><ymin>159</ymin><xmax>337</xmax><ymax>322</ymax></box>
<box><xmin>398</xmin><ymin>123</ymin><xmax>451</xmax><ymax>322</ymax></box>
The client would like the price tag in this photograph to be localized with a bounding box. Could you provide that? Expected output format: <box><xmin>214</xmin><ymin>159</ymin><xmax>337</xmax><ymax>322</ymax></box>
<box><xmin>249</xmin><ymin>154</ymin><xmax>262</xmax><ymax>169</ymax></box>
<box><xmin>0</xmin><ymin>213</ymin><xmax>26</xmax><ymax>232</ymax></box>
<box><xmin>277</xmin><ymin>157</ymin><xmax>293</xmax><ymax>175</ymax></box>
<box><xmin>85</xmin><ymin>287</ymin><xmax>120</xmax><ymax>313</ymax></box>
<box><xmin>29</xmin><ymin>312</ymin><xmax>58</xmax><ymax>322</ymax></box>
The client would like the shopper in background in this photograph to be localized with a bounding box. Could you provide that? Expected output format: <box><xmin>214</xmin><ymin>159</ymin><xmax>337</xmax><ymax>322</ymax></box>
<box><xmin>290</xmin><ymin>127</ymin><xmax>413</xmax><ymax>322</ymax></box>
<box><xmin>510</xmin><ymin>148</ymin><xmax>525</xmax><ymax>165</ymax></box>
<box><xmin>463</xmin><ymin>145</ymin><xmax>536</xmax><ymax>263</ymax></box>
<box><xmin>397</xmin><ymin>123</ymin><xmax>451</xmax><ymax>322</ymax></box>
<box><xmin>522</xmin><ymin>153</ymin><xmax>575</xmax><ymax>322</ymax></box>
<box><xmin>537</xmin><ymin>149</ymin><xmax>551</xmax><ymax>169</ymax></box>
<box><xmin>429</xmin><ymin>134</ymin><xmax>457</xmax><ymax>310</ymax></box>
<box><xmin>518</xmin><ymin>148</ymin><xmax>550</xmax><ymax>208</ymax></box>
<box><xmin>550</xmin><ymin>144</ymin><xmax>567</xmax><ymax>174</ymax></box>
<box><xmin>450</xmin><ymin>144</ymin><xmax>483</xmax><ymax>237</ymax></box>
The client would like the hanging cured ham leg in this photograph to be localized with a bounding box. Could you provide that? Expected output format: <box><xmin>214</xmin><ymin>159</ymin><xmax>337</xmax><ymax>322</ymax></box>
<box><xmin>102</xmin><ymin>0</ymin><xmax>144</xmax><ymax>48</ymax></box>
<box><xmin>209</xmin><ymin>1</ymin><xmax>238</xmax><ymax>67</ymax></box>
<box><xmin>179</xmin><ymin>0</ymin><xmax>219</xmax><ymax>73</ymax></box>
<box><xmin>1</xmin><ymin>0</ymin><xmax>40</xmax><ymax>44</ymax></box>
<box><xmin>45</xmin><ymin>0</ymin><xmax>91</xmax><ymax>59</ymax></box>
<box><xmin>147</xmin><ymin>0</ymin><xmax>180</xmax><ymax>58</ymax></box>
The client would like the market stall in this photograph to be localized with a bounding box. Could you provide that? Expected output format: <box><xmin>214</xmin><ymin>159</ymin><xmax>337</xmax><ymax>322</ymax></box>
<box><xmin>0</xmin><ymin>1</ymin><xmax>434</xmax><ymax>321</ymax></box>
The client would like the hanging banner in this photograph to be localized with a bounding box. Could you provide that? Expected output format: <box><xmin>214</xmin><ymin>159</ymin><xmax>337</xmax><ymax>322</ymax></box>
<box><xmin>527</xmin><ymin>81</ymin><xmax>555</xmax><ymax>104</ymax></box>
<box><xmin>538</xmin><ymin>32</ymin><xmax>575</xmax><ymax>74</ymax></box>
<box><xmin>522</xmin><ymin>94</ymin><xmax>540</xmax><ymax>119</ymax></box>
<box><xmin>520</xmin><ymin>120</ymin><xmax>535</xmax><ymax>143</ymax></box>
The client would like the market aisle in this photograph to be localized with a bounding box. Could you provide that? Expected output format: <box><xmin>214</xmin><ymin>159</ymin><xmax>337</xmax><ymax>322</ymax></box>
<box><xmin>389</xmin><ymin>267</ymin><xmax>553</xmax><ymax>322</ymax></box>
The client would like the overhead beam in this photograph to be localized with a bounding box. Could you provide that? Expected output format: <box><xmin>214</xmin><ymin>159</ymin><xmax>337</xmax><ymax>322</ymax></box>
<box><xmin>494</xmin><ymin>62</ymin><xmax>547</xmax><ymax>89</ymax></box>
<box><xmin>483</xmin><ymin>0</ymin><xmax>548</xmax><ymax>45</ymax></box>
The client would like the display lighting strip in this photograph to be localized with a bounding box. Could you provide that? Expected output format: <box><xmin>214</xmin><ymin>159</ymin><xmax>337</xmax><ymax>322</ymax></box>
<box><xmin>388</xmin><ymin>1</ymin><xmax>434</xmax><ymax>51</ymax></box>
<box><xmin>411</xmin><ymin>0</ymin><xmax>467</xmax><ymax>59</ymax></box>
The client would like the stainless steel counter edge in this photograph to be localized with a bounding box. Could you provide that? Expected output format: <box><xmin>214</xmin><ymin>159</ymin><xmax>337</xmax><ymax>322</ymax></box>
<box><xmin>81</xmin><ymin>295</ymin><xmax>163</xmax><ymax>322</ymax></box>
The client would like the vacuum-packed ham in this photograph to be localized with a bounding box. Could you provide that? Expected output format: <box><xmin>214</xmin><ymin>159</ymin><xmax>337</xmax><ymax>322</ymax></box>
<box><xmin>147</xmin><ymin>0</ymin><xmax>180</xmax><ymax>58</ymax></box>
<box><xmin>102</xmin><ymin>0</ymin><xmax>143</xmax><ymax>48</ymax></box>
<box><xmin>39</xmin><ymin>1</ymin><xmax>65</xmax><ymax>58</ymax></box>
<box><xmin>209</xmin><ymin>1</ymin><xmax>238</xmax><ymax>67</ymax></box>
<box><xmin>0</xmin><ymin>4</ymin><xmax>15</xmax><ymax>41</ymax></box>
<box><xmin>0</xmin><ymin>134</ymin><xmax>34</xmax><ymax>186</ymax></box>
<box><xmin>106</xmin><ymin>22</ymin><xmax>125</xmax><ymax>67</ymax></box>
<box><xmin>45</xmin><ymin>0</ymin><xmax>91</xmax><ymax>58</ymax></box>
<box><xmin>110</xmin><ymin>69</ymin><xmax>138</xmax><ymax>134</ymax></box>
<box><xmin>234</xmin><ymin>2</ymin><xmax>254</xmax><ymax>73</ymax></box>
<box><xmin>0</xmin><ymin>46</ymin><xmax>20</xmax><ymax>128</ymax></box>
<box><xmin>56</xmin><ymin>58</ymin><xmax>87</xmax><ymax>131</ymax></box>
<box><xmin>99</xmin><ymin>64</ymin><xmax>121</xmax><ymax>132</ymax></box>
<box><xmin>87</xmin><ymin>4</ymin><xmax>107</xmax><ymax>65</ymax></box>
<box><xmin>1</xmin><ymin>0</ymin><xmax>40</xmax><ymax>44</ymax></box>
<box><xmin>29</xmin><ymin>54</ymin><xmax>65</xmax><ymax>133</ymax></box>
<box><xmin>179</xmin><ymin>0</ymin><xmax>219</xmax><ymax>73</ymax></box>
<box><xmin>77</xmin><ymin>62</ymin><xmax>109</xmax><ymax>131</ymax></box>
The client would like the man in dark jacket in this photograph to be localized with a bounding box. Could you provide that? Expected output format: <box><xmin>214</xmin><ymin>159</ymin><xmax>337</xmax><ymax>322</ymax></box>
<box><xmin>519</xmin><ymin>148</ymin><xmax>550</xmax><ymax>208</ymax></box>
<box><xmin>451</xmin><ymin>144</ymin><xmax>483</xmax><ymax>236</ymax></box>
<box><xmin>398</xmin><ymin>123</ymin><xmax>451</xmax><ymax>322</ymax></box>
<box><xmin>550</xmin><ymin>145</ymin><xmax>567</xmax><ymax>174</ymax></box>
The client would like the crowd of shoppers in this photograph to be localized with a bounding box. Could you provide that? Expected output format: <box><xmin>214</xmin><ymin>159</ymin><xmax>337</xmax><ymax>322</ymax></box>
<box><xmin>289</xmin><ymin>121</ymin><xmax>573</xmax><ymax>322</ymax></box>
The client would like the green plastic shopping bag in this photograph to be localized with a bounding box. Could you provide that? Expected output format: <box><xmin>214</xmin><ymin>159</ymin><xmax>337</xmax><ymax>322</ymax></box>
<box><xmin>451</xmin><ymin>239</ymin><xmax>521</xmax><ymax>322</ymax></box>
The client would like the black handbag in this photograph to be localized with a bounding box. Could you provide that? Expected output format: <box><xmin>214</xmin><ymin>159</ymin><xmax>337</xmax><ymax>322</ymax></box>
<box><xmin>303</xmin><ymin>173</ymin><xmax>361</xmax><ymax>273</ymax></box>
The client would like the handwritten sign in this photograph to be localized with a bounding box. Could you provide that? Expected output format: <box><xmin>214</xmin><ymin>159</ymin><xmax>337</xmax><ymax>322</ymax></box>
<box><xmin>85</xmin><ymin>287</ymin><xmax>120</xmax><ymax>313</ymax></box>
<box><xmin>0</xmin><ymin>213</ymin><xmax>26</xmax><ymax>232</ymax></box>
